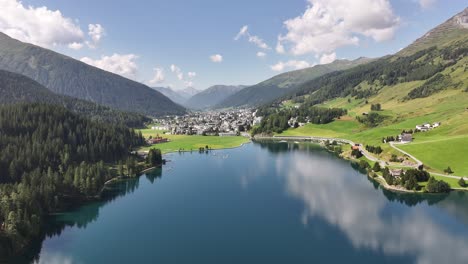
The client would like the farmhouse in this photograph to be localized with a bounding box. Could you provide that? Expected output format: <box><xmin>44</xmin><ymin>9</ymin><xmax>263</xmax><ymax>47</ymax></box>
<box><xmin>400</xmin><ymin>133</ymin><xmax>413</xmax><ymax>143</ymax></box>
<box><xmin>390</xmin><ymin>169</ymin><xmax>403</xmax><ymax>178</ymax></box>
<box><xmin>351</xmin><ymin>144</ymin><xmax>360</xmax><ymax>150</ymax></box>
<box><xmin>415</xmin><ymin>122</ymin><xmax>441</xmax><ymax>132</ymax></box>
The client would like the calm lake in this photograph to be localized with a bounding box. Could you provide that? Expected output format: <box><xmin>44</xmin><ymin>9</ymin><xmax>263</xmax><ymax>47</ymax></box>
<box><xmin>18</xmin><ymin>142</ymin><xmax>468</xmax><ymax>263</ymax></box>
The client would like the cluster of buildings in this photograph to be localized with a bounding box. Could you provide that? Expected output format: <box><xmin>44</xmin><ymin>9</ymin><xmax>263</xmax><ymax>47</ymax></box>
<box><xmin>151</xmin><ymin>109</ymin><xmax>257</xmax><ymax>136</ymax></box>
<box><xmin>287</xmin><ymin>117</ymin><xmax>307</xmax><ymax>128</ymax></box>
<box><xmin>415</xmin><ymin>122</ymin><xmax>441</xmax><ymax>132</ymax></box>
<box><xmin>397</xmin><ymin>122</ymin><xmax>442</xmax><ymax>143</ymax></box>
<box><xmin>146</xmin><ymin>135</ymin><xmax>169</xmax><ymax>145</ymax></box>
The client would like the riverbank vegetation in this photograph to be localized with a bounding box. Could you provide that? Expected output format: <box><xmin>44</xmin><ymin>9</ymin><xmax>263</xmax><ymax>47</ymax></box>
<box><xmin>0</xmin><ymin>103</ymin><xmax>150</xmax><ymax>257</ymax></box>
<box><xmin>353</xmin><ymin>155</ymin><xmax>452</xmax><ymax>193</ymax></box>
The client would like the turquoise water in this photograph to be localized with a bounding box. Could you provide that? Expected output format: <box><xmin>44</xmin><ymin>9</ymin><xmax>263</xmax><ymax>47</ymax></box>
<box><xmin>21</xmin><ymin>142</ymin><xmax>468</xmax><ymax>263</ymax></box>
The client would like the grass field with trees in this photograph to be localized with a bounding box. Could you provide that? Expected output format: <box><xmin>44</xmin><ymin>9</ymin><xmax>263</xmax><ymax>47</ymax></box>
<box><xmin>139</xmin><ymin>133</ymin><xmax>250</xmax><ymax>153</ymax></box>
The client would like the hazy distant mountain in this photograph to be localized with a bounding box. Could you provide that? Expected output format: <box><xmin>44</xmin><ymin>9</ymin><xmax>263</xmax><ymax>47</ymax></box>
<box><xmin>185</xmin><ymin>85</ymin><xmax>248</xmax><ymax>109</ymax></box>
<box><xmin>152</xmin><ymin>87</ymin><xmax>188</xmax><ymax>105</ymax></box>
<box><xmin>180</xmin><ymin>87</ymin><xmax>201</xmax><ymax>98</ymax></box>
<box><xmin>0</xmin><ymin>70</ymin><xmax>151</xmax><ymax>127</ymax></box>
<box><xmin>0</xmin><ymin>32</ymin><xmax>185</xmax><ymax>117</ymax></box>
<box><xmin>215</xmin><ymin>58</ymin><xmax>373</xmax><ymax>108</ymax></box>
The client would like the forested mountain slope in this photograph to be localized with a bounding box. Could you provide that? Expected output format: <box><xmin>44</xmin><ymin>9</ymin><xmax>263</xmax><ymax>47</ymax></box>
<box><xmin>254</xmin><ymin>8</ymin><xmax>468</xmax><ymax>177</ymax></box>
<box><xmin>0</xmin><ymin>70</ymin><xmax>151</xmax><ymax>127</ymax></box>
<box><xmin>216</xmin><ymin>58</ymin><xmax>372</xmax><ymax>108</ymax></box>
<box><xmin>0</xmin><ymin>33</ymin><xmax>185</xmax><ymax>116</ymax></box>
<box><xmin>0</xmin><ymin>103</ymin><xmax>145</xmax><ymax>257</ymax></box>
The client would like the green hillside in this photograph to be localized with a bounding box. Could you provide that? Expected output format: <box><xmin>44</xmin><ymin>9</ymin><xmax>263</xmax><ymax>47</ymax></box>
<box><xmin>0</xmin><ymin>70</ymin><xmax>151</xmax><ymax>127</ymax></box>
<box><xmin>255</xmin><ymin>8</ymin><xmax>468</xmax><ymax>178</ymax></box>
<box><xmin>0</xmin><ymin>33</ymin><xmax>185</xmax><ymax>117</ymax></box>
<box><xmin>215</xmin><ymin>57</ymin><xmax>373</xmax><ymax>108</ymax></box>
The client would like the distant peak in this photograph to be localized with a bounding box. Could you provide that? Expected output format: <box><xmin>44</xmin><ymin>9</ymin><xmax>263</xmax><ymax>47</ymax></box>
<box><xmin>454</xmin><ymin>7</ymin><xmax>468</xmax><ymax>29</ymax></box>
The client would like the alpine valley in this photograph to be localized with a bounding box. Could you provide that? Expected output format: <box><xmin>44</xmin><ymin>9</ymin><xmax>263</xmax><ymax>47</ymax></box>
<box><xmin>0</xmin><ymin>3</ymin><xmax>467</xmax><ymax>264</ymax></box>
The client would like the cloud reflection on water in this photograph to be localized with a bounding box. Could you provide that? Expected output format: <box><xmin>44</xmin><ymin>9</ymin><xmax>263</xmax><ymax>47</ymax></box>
<box><xmin>277</xmin><ymin>151</ymin><xmax>468</xmax><ymax>264</ymax></box>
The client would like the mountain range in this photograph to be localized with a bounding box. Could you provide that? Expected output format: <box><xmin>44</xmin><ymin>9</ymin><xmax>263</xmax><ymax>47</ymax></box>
<box><xmin>252</xmin><ymin>8</ymin><xmax>468</xmax><ymax>177</ymax></box>
<box><xmin>0</xmin><ymin>32</ymin><xmax>185</xmax><ymax>117</ymax></box>
<box><xmin>0</xmin><ymin>69</ymin><xmax>150</xmax><ymax>127</ymax></box>
<box><xmin>184</xmin><ymin>85</ymin><xmax>247</xmax><ymax>109</ymax></box>
<box><xmin>215</xmin><ymin>57</ymin><xmax>373</xmax><ymax>109</ymax></box>
<box><xmin>152</xmin><ymin>87</ymin><xmax>189</xmax><ymax>106</ymax></box>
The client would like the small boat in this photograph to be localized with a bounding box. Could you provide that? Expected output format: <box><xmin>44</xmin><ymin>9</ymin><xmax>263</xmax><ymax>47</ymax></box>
<box><xmin>279</xmin><ymin>140</ymin><xmax>287</xmax><ymax>143</ymax></box>
<box><xmin>294</xmin><ymin>141</ymin><xmax>300</xmax><ymax>144</ymax></box>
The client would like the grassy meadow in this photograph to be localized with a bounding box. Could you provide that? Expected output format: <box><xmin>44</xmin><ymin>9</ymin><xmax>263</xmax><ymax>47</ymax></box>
<box><xmin>276</xmin><ymin>57</ymin><xmax>468</xmax><ymax>176</ymax></box>
<box><xmin>137</xmin><ymin>129</ymin><xmax>250</xmax><ymax>154</ymax></box>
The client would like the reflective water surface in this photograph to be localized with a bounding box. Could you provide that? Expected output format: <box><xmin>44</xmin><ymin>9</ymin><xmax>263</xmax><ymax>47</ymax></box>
<box><xmin>18</xmin><ymin>142</ymin><xmax>468</xmax><ymax>263</ymax></box>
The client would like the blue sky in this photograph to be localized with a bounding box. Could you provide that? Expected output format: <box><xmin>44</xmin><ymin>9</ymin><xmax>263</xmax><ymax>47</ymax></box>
<box><xmin>2</xmin><ymin>0</ymin><xmax>467</xmax><ymax>90</ymax></box>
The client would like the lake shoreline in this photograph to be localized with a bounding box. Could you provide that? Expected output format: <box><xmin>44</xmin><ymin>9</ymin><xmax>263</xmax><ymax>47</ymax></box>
<box><xmin>253</xmin><ymin>137</ymin><xmax>464</xmax><ymax>194</ymax></box>
<box><xmin>141</xmin><ymin>140</ymin><xmax>252</xmax><ymax>155</ymax></box>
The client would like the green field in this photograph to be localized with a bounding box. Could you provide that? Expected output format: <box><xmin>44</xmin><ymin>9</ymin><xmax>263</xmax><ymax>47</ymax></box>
<box><xmin>275</xmin><ymin>56</ymin><xmax>468</xmax><ymax>176</ymax></box>
<box><xmin>280</xmin><ymin>119</ymin><xmax>361</xmax><ymax>138</ymax></box>
<box><xmin>399</xmin><ymin>136</ymin><xmax>468</xmax><ymax>175</ymax></box>
<box><xmin>139</xmin><ymin>134</ymin><xmax>250</xmax><ymax>154</ymax></box>
<box><xmin>138</xmin><ymin>126</ymin><xmax>166</xmax><ymax>138</ymax></box>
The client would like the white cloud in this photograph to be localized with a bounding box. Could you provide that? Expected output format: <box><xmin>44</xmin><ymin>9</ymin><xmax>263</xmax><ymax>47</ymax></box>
<box><xmin>418</xmin><ymin>0</ymin><xmax>436</xmax><ymax>9</ymax></box>
<box><xmin>248</xmin><ymin>35</ymin><xmax>270</xmax><ymax>50</ymax></box>
<box><xmin>187</xmin><ymin>72</ymin><xmax>197</xmax><ymax>78</ymax></box>
<box><xmin>80</xmin><ymin>53</ymin><xmax>139</xmax><ymax>80</ymax></box>
<box><xmin>270</xmin><ymin>60</ymin><xmax>312</xmax><ymax>72</ymax></box>
<box><xmin>177</xmin><ymin>73</ymin><xmax>183</xmax><ymax>80</ymax></box>
<box><xmin>234</xmin><ymin>25</ymin><xmax>249</xmax><ymax>40</ymax></box>
<box><xmin>319</xmin><ymin>52</ymin><xmax>337</xmax><ymax>64</ymax></box>
<box><xmin>87</xmin><ymin>23</ymin><xmax>105</xmax><ymax>47</ymax></box>
<box><xmin>170</xmin><ymin>64</ymin><xmax>179</xmax><ymax>73</ymax></box>
<box><xmin>0</xmin><ymin>0</ymin><xmax>85</xmax><ymax>48</ymax></box>
<box><xmin>68</xmin><ymin>42</ymin><xmax>84</xmax><ymax>50</ymax></box>
<box><xmin>0</xmin><ymin>0</ymin><xmax>105</xmax><ymax>50</ymax></box>
<box><xmin>170</xmin><ymin>64</ymin><xmax>184</xmax><ymax>80</ymax></box>
<box><xmin>210</xmin><ymin>54</ymin><xmax>223</xmax><ymax>63</ymax></box>
<box><xmin>148</xmin><ymin>68</ymin><xmax>165</xmax><ymax>85</ymax></box>
<box><xmin>276</xmin><ymin>153</ymin><xmax>468</xmax><ymax>264</ymax></box>
<box><xmin>275</xmin><ymin>41</ymin><xmax>285</xmax><ymax>54</ymax></box>
<box><xmin>184</xmin><ymin>81</ymin><xmax>194</xmax><ymax>88</ymax></box>
<box><xmin>169</xmin><ymin>64</ymin><xmax>197</xmax><ymax>88</ymax></box>
<box><xmin>257</xmin><ymin>51</ymin><xmax>266</xmax><ymax>58</ymax></box>
<box><xmin>278</xmin><ymin>0</ymin><xmax>399</xmax><ymax>56</ymax></box>
<box><xmin>234</xmin><ymin>25</ymin><xmax>270</xmax><ymax>50</ymax></box>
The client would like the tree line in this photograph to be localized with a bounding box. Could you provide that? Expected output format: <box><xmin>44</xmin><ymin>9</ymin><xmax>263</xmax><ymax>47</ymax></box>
<box><xmin>0</xmin><ymin>69</ymin><xmax>151</xmax><ymax>128</ymax></box>
<box><xmin>252</xmin><ymin>106</ymin><xmax>346</xmax><ymax>135</ymax></box>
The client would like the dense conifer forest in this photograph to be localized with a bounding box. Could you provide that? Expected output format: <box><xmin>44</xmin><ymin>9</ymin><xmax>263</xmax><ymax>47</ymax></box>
<box><xmin>0</xmin><ymin>103</ymin><xmax>147</xmax><ymax>256</ymax></box>
<box><xmin>0</xmin><ymin>69</ymin><xmax>152</xmax><ymax>128</ymax></box>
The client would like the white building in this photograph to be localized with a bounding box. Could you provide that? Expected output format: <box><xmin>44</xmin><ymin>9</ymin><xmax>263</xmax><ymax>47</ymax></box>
<box><xmin>151</xmin><ymin>126</ymin><xmax>168</xmax><ymax>130</ymax></box>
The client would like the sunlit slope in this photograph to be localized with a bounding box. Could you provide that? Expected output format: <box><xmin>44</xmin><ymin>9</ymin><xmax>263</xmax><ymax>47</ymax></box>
<box><xmin>280</xmin><ymin>53</ymin><xmax>468</xmax><ymax>174</ymax></box>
